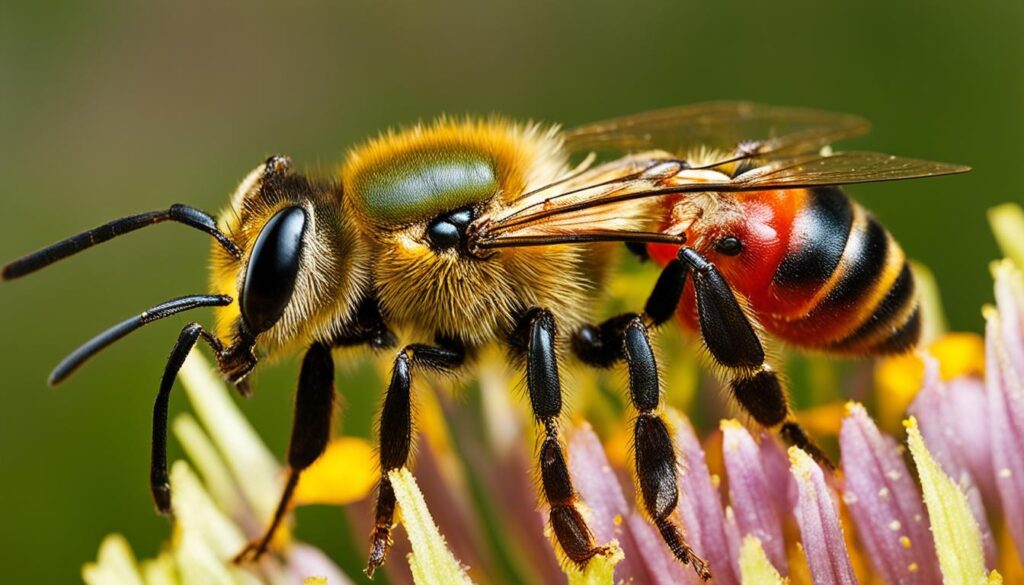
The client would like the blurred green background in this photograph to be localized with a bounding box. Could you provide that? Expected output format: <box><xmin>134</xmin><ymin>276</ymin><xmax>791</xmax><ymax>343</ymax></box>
<box><xmin>1</xmin><ymin>1</ymin><xmax>1021</xmax><ymax>582</ymax></box>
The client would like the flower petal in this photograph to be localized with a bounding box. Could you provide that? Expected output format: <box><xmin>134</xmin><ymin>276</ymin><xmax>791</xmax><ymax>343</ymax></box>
<box><xmin>721</xmin><ymin>420</ymin><xmax>787</xmax><ymax>573</ymax></box>
<box><xmin>289</xmin><ymin>543</ymin><xmax>353</xmax><ymax>585</ymax></box>
<box><xmin>568</xmin><ymin>422</ymin><xmax>683</xmax><ymax>583</ymax></box>
<box><xmin>738</xmin><ymin>536</ymin><xmax>788</xmax><ymax>585</ymax></box>
<box><xmin>179</xmin><ymin>350</ymin><xmax>281</xmax><ymax>522</ymax></box>
<box><xmin>624</xmin><ymin>512</ymin><xmax>692</xmax><ymax>584</ymax></box>
<box><xmin>563</xmin><ymin>544</ymin><xmax>626</xmax><ymax>585</ymax></box>
<box><xmin>388</xmin><ymin>467</ymin><xmax>475</xmax><ymax>585</ymax></box>
<box><xmin>668</xmin><ymin>409</ymin><xmax>740</xmax><ymax>585</ymax></box>
<box><xmin>986</xmin><ymin>275</ymin><xmax>1024</xmax><ymax>557</ymax></box>
<box><xmin>989</xmin><ymin>203</ymin><xmax>1024</xmax><ymax>269</ymax></box>
<box><xmin>788</xmin><ymin>447</ymin><xmax>857</xmax><ymax>585</ymax></box>
<box><xmin>293</xmin><ymin>437</ymin><xmax>377</xmax><ymax>506</ymax></box>
<box><xmin>905</xmin><ymin>417</ymin><xmax>1002</xmax><ymax>584</ymax></box>
<box><xmin>839</xmin><ymin>402</ymin><xmax>939</xmax><ymax>584</ymax></box>
<box><xmin>82</xmin><ymin>534</ymin><xmax>145</xmax><ymax>585</ymax></box>
<box><xmin>173</xmin><ymin>413</ymin><xmax>244</xmax><ymax>520</ymax></box>
<box><xmin>909</xmin><ymin>358</ymin><xmax>997</xmax><ymax>562</ymax></box>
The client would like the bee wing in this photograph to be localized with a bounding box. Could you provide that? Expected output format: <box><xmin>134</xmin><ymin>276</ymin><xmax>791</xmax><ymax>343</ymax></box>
<box><xmin>562</xmin><ymin>101</ymin><xmax>871</xmax><ymax>160</ymax></box>
<box><xmin>728</xmin><ymin>150</ymin><xmax>971</xmax><ymax>188</ymax></box>
<box><xmin>474</xmin><ymin>151</ymin><xmax>969</xmax><ymax>249</ymax></box>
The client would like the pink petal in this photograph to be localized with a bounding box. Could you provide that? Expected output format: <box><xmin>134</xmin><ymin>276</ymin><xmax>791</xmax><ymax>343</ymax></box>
<box><xmin>839</xmin><ymin>403</ymin><xmax>940</xmax><ymax>584</ymax></box>
<box><xmin>759</xmin><ymin>432</ymin><xmax>798</xmax><ymax>521</ymax></box>
<box><xmin>674</xmin><ymin>413</ymin><xmax>740</xmax><ymax>585</ymax></box>
<box><xmin>909</xmin><ymin>359</ymin><xmax>997</xmax><ymax>564</ymax></box>
<box><xmin>790</xmin><ymin>448</ymin><xmax>857</xmax><ymax>585</ymax></box>
<box><xmin>568</xmin><ymin>423</ymin><xmax>685</xmax><ymax>584</ymax></box>
<box><xmin>720</xmin><ymin>420</ymin><xmax>787</xmax><ymax>574</ymax></box>
<box><xmin>625</xmin><ymin>512</ymin><xmax>691</xmax><ymax>585</ymax></box>
<box><xmin>287</xmin><ymin>543</ymin><xmax>353</xmax><ymax>585</ymax></box>
<box><xmin>986</xmin><ymin>303</ymin><xmax>1024</xmax><ymax>557</ymax></box>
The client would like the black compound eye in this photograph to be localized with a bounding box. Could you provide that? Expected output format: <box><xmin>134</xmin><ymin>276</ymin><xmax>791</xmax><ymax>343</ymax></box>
<box><xmin>716</xmin><ymin>236</ymin><xmax>743</xmax><ymax>256</ymax></box>
<box><xmin>427</xmin><ymin>219</ymin><xmax>460</xmax><ymax>249</ymax></box>
<box><xmin>240</xmin><ymin>206</ymin><xmax>307</xmax><ymax>333</ymax></box>
<box><xmin>427</xmin><ymin>207</ymin><xmax>474</xmax><ymax>251</ymax></box>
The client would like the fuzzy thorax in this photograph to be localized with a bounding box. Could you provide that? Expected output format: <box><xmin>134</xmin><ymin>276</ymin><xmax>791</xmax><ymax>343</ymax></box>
<box><xmin>342</xmin><ymin>117</ymin><xmax>623</xmax><ymax>347</ymax></box>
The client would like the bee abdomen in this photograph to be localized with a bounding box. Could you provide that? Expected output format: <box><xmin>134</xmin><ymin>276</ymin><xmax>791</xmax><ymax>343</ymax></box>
<box><xmin>772</xmin><ymin>187</ymin><xmax>853</xmax><ymax>291</ymax></box>
<box><xmin>767</xmin><ymin>190</ymin><xmax>920</xmax><ymax>355</ymax></box>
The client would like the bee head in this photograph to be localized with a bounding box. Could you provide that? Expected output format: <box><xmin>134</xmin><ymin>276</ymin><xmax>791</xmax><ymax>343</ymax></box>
<box><xmin>212</xmin><ymin>156</ymin><xmax>371</xmax><ymax>360</ymax></box>
<box><xmin>2</xmin><ymin>155</ymin><xmax>369</xmax><ymax>385</ymax></box>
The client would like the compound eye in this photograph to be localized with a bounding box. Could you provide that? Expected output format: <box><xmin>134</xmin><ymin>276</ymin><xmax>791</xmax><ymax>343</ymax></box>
<box><xmin>715</xmin><ymin>236</ymin><xmax>743</xmax><ymax>256</ymax></box>
<box><xmin>240</xmin><ymin>206</ymin><xmax>307</xmax><ymax>333</ymax></box>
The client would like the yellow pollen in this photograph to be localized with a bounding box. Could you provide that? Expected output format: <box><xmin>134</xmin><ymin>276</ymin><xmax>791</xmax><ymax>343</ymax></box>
<box><xmin>900</xmin><ymin>536</ymin><xmax>912</xmax><ymax>549</ymax></box>
<box><xmin>908</xmin><ymin>563</ymin><xmax>919</xmax><ymax>573</ymax></box>
<box><xmin>613</xmin><ymin>514</ymin><xmax>623</xmax><ymax>527</ymax></box>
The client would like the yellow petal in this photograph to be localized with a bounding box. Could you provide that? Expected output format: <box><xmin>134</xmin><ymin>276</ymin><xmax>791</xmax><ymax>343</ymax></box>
<box><xmin>562</xmin><ymin>543</ymin><xmax>624</xmax><ymax>585</ymax></box>
<box><xmin>904</xmin><ymin>417</ymin><xmax>1003</xmax><ymax>584</ymax></box>
<box><xmin>989</xmin><ymin>203</ymin><xmax>1024</xmax><ymax>269</ymax></box>
<box><xmin>294</xmin><ymin>437</ymin><xmax>376</xmax><ymax>506</ymax></box>
<box><xmin>910</xmin><ymin>261</ymin><xmax>948</xmax><ymax>345</ymax></box>
<box><xmin>739</xmin><ymin>535</ymin><xmax>789</xmax><ymax>585</ymax></box>
<box><xmin>82</xmin><ymin>534</ymin><xmax>145</xmax><ymax>585</ymax></box>
<box><xmin>875</xmin><ymin>353</ymin><xmax>924</xmax><ymax>432</ymax></box>
<box><xmin>388</xmin><ymin>467</ymin><xmax>474</xmax><ymax>585</ymax></box>
<box><xmin>929</xmin><ymin>333</ymin><xmax>986</xmax><ymax>380</ymax></box>
<box><xmin>179</xmin><ymin>350</ymin><xmax>281</xmax><ymax>522</ymax></box>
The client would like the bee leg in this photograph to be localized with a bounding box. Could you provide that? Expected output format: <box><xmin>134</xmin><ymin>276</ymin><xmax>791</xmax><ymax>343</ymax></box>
<box><xmin>366</xmin><ymin>343</ymin><xmax>465</xmax><ymax>578</ymax></box>
<box><xmin>574</xmin><ymin>257</ymin><xmax>689</xmax><ymax>368</ymax></box>
<box><xmin>678</xmin><ymin>248</ymin><xmax>834</xmax><ymax>468</ymax></box>
<box><xmin>151</xmin><ymin>322</ymin><xmax>234</xmax><ymax>514</ymax></box>
<box><xmin>624</xmin><ymin>317</ymin><xmax>712</xmax><ymax>580</ymax></box>
<box><xmin>234</xmin><ymin>342</ymin><xmax>336</xmax><ymax>563</ymax></box>
<box><xmin>518</xmin><ymin>308</ymin><xmax>610</xmax><ymax>566</ymax></box>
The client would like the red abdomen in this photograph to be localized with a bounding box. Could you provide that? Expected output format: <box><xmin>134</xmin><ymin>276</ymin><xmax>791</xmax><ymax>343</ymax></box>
<box><xmin>649</xmin><ymin>188</ymin><xmax>920</xmax><ymax>355</ymax></box>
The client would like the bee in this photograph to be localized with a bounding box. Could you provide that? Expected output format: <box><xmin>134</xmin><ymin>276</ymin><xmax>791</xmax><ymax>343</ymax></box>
<box><xmin>2</xmin><ymin>102</ymin><xmax>968</xmax><ymax>581</ymax></box>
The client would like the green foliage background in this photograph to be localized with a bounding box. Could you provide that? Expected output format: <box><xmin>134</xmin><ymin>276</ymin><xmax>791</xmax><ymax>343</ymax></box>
<box><xmin>0</xmin><ymin>1</ymin><xmax>1021</xmax><ymax>582</ymax></box>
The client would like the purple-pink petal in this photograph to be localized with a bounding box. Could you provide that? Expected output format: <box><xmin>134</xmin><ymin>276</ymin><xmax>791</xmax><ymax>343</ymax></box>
<box><xmin>287</xmin><ymin>543</ymin><xmax>353</xmax><ymax>585</ymax></box>
<box><xmin>909</xmin><ymin>359</ymin><xmax>997</xmax><ymax>564</ymax></box>
<box><xmin>625</xmin><ymin>512</ymin><xmax>691</xmax><ymax>585</ymax></box>
<box><xmin>789</xmin><ymin>448</ymin><xmax>857</xmax><ymax>585</ymax></box>
<box><xmin>839</xmin><ymin>403</ymin><xmax>940</xmax><ymax>584</ymax></box>
<box><xmin>568</xmin><ymin>423</ymin><xmax>686</xmax><ymax>584</ymax></box>
<box><xmin>720</xmin><ymin>420</ymin><xmax>787</xmax><ymax>573</ymax></box>
<box><xmin>986</xmin><ymin>302</ymin><xmax>1024</xmax><ymax>557</ymax></box>
<box><xmin>759</xmin><ymin>432</ymin><xmax>798</xmax><ymax>522</ymax></box>
<box><xmin>674</xmin><ymin>413</ymin><xmax>740</xmax><ymax>585</ymax></box>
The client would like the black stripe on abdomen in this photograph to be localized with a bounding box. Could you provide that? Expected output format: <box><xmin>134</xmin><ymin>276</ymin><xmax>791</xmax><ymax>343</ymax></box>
<box><xmin>816</xmin><ymin>212</ymin><xmax>889</xmax><ymax>313</ymax></box>
<box><xmin>830</xmin><ymin>261</ymin><xmax>918</xmax><ymax>353</ymax></box>
<box><xmin>773</xmin><ymin>187</ymin><xmax>853</xmax><ymax>291</ymax></box>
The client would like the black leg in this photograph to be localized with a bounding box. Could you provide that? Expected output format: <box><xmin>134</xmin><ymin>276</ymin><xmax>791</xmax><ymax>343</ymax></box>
<box><xmin>151</xmin><ymin>322</ymin><xmax>231</xmax><ymax>513</ymax></box>
<box><xmin>521</xmin><ymin>309</ymin><xmax>609</xmax><ymax>567</ymax></box>
<box><xmin>575</xmin><ymin>247</ymin><xmax>830</xmax><ymax>466</ymax></box>
<box><xmin>234</xmin><ymin>342</ymin><xmax>337</xmax><ymax>563</ymax></box>
<box><xmin>677</xmin><ymin>247</ymin><xmax>832</xmax><ymax>467</ymax></box>
<box><xmin>365</xmin><ymin>343</ymin><xmax>464</xmax><ymax>578</ymax></box>
<box><xmin>623</xmin><ymin>318</ymin><xmax>711</xmax><ymax>580</ymax></box>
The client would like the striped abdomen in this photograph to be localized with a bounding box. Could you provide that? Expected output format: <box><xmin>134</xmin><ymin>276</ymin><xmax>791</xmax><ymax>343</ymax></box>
<box><xmin>754</xmin><ymin>187</ymin><xmax>920</xmax><ymax>354</ymax></box>
<box><xmin>655</xmin><ymin>187</ymin><xmax>921</xmax><ymax>356</ymax></box>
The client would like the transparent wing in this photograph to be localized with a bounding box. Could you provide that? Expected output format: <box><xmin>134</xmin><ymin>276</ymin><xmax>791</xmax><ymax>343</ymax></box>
<box><xmin>562</xmin><ymin>101</ymin><xmax>871</xmax><ymax>159</ymax></box>
<box><xmin>472</xmin><ymin>151</ymin><xmax>969</xmax><ymax>249</ymax></box>
<box><xmin>729</xmin><ymin>151</ymin><xmax>971</xmax><ymax>189</ymax></box>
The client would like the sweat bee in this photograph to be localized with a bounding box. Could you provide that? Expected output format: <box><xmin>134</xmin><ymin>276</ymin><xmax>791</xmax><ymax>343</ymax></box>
<box><xmin>2</xmin><ymin>102</ymin><xmax>968</xmax><ymax>580</ymax></box>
